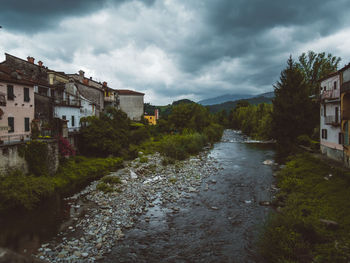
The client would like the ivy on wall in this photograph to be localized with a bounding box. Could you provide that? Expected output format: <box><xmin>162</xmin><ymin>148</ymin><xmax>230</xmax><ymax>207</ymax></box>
<box><xmin>22</xmin><ymin>140</ymin><xmax>49</xmax><ymax>176</ymax></box>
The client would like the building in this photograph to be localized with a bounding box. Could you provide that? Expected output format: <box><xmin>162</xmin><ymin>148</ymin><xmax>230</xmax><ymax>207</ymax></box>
<box><xmin>117</xmin><ymin>89</ymin><xmax>144</xmax><ymax>121</ymax></box>
<box><xmin>320</xmin><ymin>71</ymin><xmax>342</xmax><ymax>161</ymax></box>
<box><xmin>144</xmin><ymin>109</ymin><xmax>159</xmax><ymax>125</ymax></box>
<box><xmin>67</xmin><ymin>70</ymin><xmax>104</xmax><ymax>116</ymax></box>
<box><xmin>340</xmin><ymin>64</ymin><xmax>350</xmax><ymax>166</ymax></box>
<box><xmin>0</xmin><ymin>65</ymin><xmax>34</xmax><ymax>143</ymax></box>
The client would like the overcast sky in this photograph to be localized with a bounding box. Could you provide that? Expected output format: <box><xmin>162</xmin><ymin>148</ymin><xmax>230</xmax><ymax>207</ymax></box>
<box><xmin>1</xmin><ymin>0</ymin><xmax>350</xmax><ymax>105</ymax></box>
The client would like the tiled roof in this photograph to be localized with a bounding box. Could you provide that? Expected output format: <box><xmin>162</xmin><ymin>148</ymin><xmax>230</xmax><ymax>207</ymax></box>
<box><xmin>117</xmin><ymin>89</ymin><xmax>144</xmax><ymax>96</ymax></box>
<box><xmin>0</xmin><ymin>65</ymin><xmax>35</xmax><ymax>86</ymax></box>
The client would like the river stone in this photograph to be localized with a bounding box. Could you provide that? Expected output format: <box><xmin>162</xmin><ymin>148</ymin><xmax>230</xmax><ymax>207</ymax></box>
<box><xmin>82</xmin><ymin>252</ymin><xmax>89</xmax><ymax>258</ymax></box>
<box><xmin>263</xmin><ymin>160</ymin><xmax>274</xmax><ymax>165</ymax></box>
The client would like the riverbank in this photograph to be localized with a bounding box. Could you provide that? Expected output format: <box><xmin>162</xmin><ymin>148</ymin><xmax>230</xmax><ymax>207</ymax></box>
<box><xmin>34</xmin><ymin>150</ymin><xmax>219</xmax><ymax>262</ymax></box>
<box><xmin>259</xmin><ymin>153</ymin><xmax>350</xmax><ymax>262</ymax></box>
<box><xmin>0</xmin><ymin>156</ymin><xmax>123</xmax><ymax>213</ymax></box>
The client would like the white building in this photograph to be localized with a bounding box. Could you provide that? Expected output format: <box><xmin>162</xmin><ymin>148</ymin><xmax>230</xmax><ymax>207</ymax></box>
<box><xmin>320</xmin><ymin>71</ymin><xmax>343</xmax><ymax>161</ymax></box>
<box><xmin>117</xmin><ymin>89</ymin><xmax>144</xmax><ymax>121</ymax></box>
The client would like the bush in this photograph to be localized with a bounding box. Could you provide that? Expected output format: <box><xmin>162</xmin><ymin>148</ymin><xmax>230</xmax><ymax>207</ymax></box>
<box><xmin>96</xmin><ymin>182</ymin><xmax>114</xmax><ymax>193</ymax></box>
<box><xmin>23</xmin><ymin>140</ymin><xmax>49</xmax><ymax>176</ymax></box>
<box><xmin>159</xmin><ymin>132</ymin><xmax>208</xmax><ymax>160</ymax></box>
<box><xmin>101</xmin><ymin>175</ymin><xmax>122</xmax><ymax>185</ymax></box>
<box><xmin>0</xmin><ymin>169</ymin><xmax>54</xmax><ymax>211</ymax></box>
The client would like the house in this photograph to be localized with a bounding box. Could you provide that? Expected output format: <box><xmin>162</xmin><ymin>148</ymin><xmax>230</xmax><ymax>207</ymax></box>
<box><xmin>320</xmin><ymin>71</ymin><xmax>342</xmax><ymax>161</ymax></box>
<box><xmin>116</xmin><ymin>89</ymin><xmax>144</xmax><ymax>121</ymax></box>
<box><xmin>67</xmin><ymin>70</ymin><xmax>104</xmax><ymax>116</ymax></box>
<box><xmin>0</xmin><ymin>65</ymin><xmax>34</xmax><ymax>143</ymax></box>
<box><xmin>103</xmin><ymin>83</ymin><xmax>118</xmax><ymax>109</ymax></box>
<box><xmin>1</xmin><ymin>54</ymin><xmax>55</xmax><ymax>136</ymax></box>
<box><xmin>48</xmin><ymin>71</ymin><xmax>97</xmax><ymax>133</ymax></box>
<box><xmin>340</xmin><ymin>64</ymin><xmax>350</xmax><ymax>166</ymax></box>
<box><xmin>144</xmin><ymin>109</ymin><xmax>159</xmax><ymax>125</ymax></box>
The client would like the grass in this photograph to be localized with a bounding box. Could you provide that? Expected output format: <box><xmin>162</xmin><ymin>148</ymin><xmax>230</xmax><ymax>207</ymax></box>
<box><xmin>0</xmin><ymin>156</ymin><xmax>123</xmax><ymax>212</ymax></box>
<box><xmin>259</xmin><ymin>153</ymin><xmax>350</xmax><ymax>263</ymax></box>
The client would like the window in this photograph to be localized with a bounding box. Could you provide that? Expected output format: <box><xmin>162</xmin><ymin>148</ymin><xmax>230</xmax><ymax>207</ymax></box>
<box><xmin>8</xmin><ymin>117</ymin><xmax>14</xmax><ymax>133</ymax></box>
<box><xmin>335</xmin><ymin>107</ymin><xmax>339</xmax><ymax>123</ymax></box>
<box><xmin>324</xmin><ymin>104</ymin><xmax>326</xmax><ymax>117</ymax></box>
<box><xmin>71</xmin><ymin>116</ymin><xmax>75</xmax><ymax>127</ymax></box>
<box><xmin>62</xmin><ymin>115</ymin><xmax>66</xmax><ymax>120</ymax></box>
<box><xmin>24</xmin><ymin>87</ymin><xmax>30</xmax><ymax>102</ymax></box>
<box><xmin>322</xmin><ymin>129</ymin><xmax>328</xmax><ymax>139</ymax></box>
<box><xmin>334</xmin><ymin>81</ymin><xmax>337</xmax><ymax>90</ymax></box>
<box><xmin>24</xmin><ymin>118</ymin><xmax>30</xmax><ymax>132</ymax></box>
<box><xmin>7</xmin><ymin>85</ymin><xmax>14</xmax><ymax>100</ymax></box>
<box><xmin>339</xmin><ymin>133</ymin><xmax>344</xmax><ymax>145</ymax></box>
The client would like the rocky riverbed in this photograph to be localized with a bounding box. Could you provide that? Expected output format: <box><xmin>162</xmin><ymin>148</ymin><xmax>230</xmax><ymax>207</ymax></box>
<box><xmin>35</xmin><ymin>150</ymin><xmax>220</xmax><ymax>263</ymax></box>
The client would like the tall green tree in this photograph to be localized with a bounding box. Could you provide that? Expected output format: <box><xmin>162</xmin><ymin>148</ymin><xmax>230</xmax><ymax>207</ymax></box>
<box><xmin>271</xmin><ymin>56</ymin><xmax>315</xmax><ymax>149</ymax></box>
<box><xmin>297</xmin><ymin>51</ymin><xmax>341</xmax><ymax>96</ymax></box>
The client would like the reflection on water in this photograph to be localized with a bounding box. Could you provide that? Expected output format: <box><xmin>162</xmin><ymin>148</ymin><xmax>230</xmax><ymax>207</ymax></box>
<box><xmin>0</xmin><ymin>194</ymin><xmax>70</xmax><ymax>255</ymax></box>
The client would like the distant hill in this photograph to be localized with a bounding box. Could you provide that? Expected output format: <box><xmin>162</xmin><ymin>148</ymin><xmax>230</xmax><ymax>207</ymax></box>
<box><xmin>198</xmin><ymin>94</ymin><xmax>253</xmax><ymax>106</ymax></box>
<box><xmin>198</xmin><ymin>91</ymin><xmax>274</xmax><ymax>106</ymax></box>
<box><xmin>207</xmin><ymin>95</ymin><xmax>274</xmax><ymax>113</ymax></box>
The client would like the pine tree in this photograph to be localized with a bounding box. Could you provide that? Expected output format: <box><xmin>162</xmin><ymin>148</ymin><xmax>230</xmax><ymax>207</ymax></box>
<box><xmin>271</xmin><ymin>56</ymin><xmax>314</xmax><ymax>149</ymax></box>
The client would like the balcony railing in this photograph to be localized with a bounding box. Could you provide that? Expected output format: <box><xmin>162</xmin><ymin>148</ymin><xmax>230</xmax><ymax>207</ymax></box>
<box><xmin>325</xmin><ymin>115</ymin><xmax>340</xmax><ymax>126</ymax></box>
<box><xmin>321</xmin><ymin>89</ymin><xmax>340</xmax><ymax>100</ymax></box>
<box><xmin>54</xmin><ymin>98</ymin><xmax>81</xmax><ymax>107</ymax></box>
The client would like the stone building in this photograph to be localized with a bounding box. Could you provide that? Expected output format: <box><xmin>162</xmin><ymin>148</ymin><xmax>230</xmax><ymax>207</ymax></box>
<box><xmin>117</xmin><ymin>89</ymin><xmax>144</xmax><ymax>121</ymax></box>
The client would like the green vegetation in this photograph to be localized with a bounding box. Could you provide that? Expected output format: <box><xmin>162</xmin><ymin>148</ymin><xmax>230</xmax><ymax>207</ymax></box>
<box><xmin>229</xmin><ymin>103</ymin><xmax>273</xmax><ymax>140</ymax></box>
<box><xmin>259</xmin><ymin>154</ymin><xmax>350</xmax><ymax>262</ymax></box>
<box><xmin>21</xmin><ymin>140</ymin><xmax>49</xmax><ymax>177</ymax></box>
<box><xmin>0</xmin><ymin>156</ymin><xmax>123</xmax><ymax>212</ymax></box>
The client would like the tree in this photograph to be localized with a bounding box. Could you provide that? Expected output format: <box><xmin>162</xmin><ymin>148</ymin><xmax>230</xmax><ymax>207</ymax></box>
<box><xmin>297</xmin><ymin>51</ymin><xmax>341</xmax><ymax>96</ymax></box>
<box><xmin>271</xmin><ymin>56</ymin><xmax>315</xmax><ymax>149</ymax></box>
<box><xmin>80</xmin><ymin>107</ymin><xmax>130</xmax><ymax>157</ymax></box>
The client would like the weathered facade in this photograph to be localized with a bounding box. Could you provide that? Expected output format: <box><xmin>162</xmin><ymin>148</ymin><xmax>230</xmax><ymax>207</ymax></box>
<box><xmin>320</xmin><ymin>72</ymin><xmax>342</xmax><ymax>162</ymax></box>
<box><xmin>0</xmin><ymin>66</ymin><xmax>35</xmax><ymax>143</ymax></box>
<box><xmin>340</xmin><ymin>64</ymin><xmax>350</xmax><ymax>166</ymax></box>
<box><xmin>117</xmin><ymin>89</ymin><xmax>144</xmax><ymax>121</ymax></box>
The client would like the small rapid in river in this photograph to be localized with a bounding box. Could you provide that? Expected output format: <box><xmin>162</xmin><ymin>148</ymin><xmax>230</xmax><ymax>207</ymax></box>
<box><xmin>102</xmin><ymin>130</ymin><xmax>276</xmax><ymax>263</ymax></box>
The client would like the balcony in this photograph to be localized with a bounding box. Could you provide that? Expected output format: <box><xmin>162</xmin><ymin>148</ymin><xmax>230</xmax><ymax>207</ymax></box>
<box><xmin>54</xmin><ymin>98</ymin><xmax>81</xmax><ymax>108</ymax></box>
<box><xmin>325</xmin><ymin>115</ymin><xmax>340</xmax><ymax>126</ymax></box>
<box><xmin>321</xmin><ymin>89</ymin><xmax>340</xmax><ymax>100</ymax></box>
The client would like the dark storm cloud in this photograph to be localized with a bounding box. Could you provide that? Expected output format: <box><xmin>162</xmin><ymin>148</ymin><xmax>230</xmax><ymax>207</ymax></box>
<box><xmin>0</xmin><ymin>0</ymin><xmax>155</xmax><ymax>33</ymax></box>
<box><xmin>175</xmin><ymin>0</ymin><xmax>350</xmax><ymax>74</ymax></box>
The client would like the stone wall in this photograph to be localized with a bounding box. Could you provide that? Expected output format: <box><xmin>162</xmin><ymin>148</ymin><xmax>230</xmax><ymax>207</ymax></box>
<box><xmin>320</xmin><ymin>144</ymin><xmax>343</xmax><ymax>163</ymax></box>
<box><xmin>119</xmin><ymin>95</ymin><xmax>144</xmax><ymax>121</ymax></box>
<box><xmin>0</xmin><ymin>140</ymin><xmax>59</xmax><ymax>176</ymax></box>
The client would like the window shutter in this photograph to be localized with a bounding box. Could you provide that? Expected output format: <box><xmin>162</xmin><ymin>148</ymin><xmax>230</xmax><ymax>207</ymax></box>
<box><xmin>8</xmin><ymin>117</ymin><xmax>14</xmax><ymax>133</ymax></box>
<box><xmin>24</xmin><ymin>118</ymin><xmax>30</xmax><ymax>132</ymax></box>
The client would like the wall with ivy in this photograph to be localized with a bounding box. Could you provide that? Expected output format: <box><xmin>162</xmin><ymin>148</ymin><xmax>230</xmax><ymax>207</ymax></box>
<box><xmin>0</xmin><ymin>139</ymin><xmax>59</xmax><ymax>176</ymax></box>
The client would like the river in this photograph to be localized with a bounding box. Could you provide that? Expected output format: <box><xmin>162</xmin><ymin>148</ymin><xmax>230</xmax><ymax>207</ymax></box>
<box><xmin>0</xmin><ymin>130</ymin><xmax>276</xmax><ymax>262</ymax></box>
<box><xmin>102</xmin><ymin>130</ymin><xmax>276</xmax><ymax>263</ymax></box>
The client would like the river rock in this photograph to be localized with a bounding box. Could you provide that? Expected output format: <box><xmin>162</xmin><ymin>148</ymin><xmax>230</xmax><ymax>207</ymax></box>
<box><xmin>263</xmin><ymin>160</ymin><xmax>274</xmax><ymax>165</ymax></box>
<box><xmin>259</xmin><ymin>201</ymin><xmax>271</xmax><ymax>206</ymax></box>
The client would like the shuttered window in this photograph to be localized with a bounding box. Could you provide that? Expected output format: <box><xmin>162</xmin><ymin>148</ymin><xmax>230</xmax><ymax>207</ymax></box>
<box><xmin>24</xmin><ymin>118</ymin><xmax>30</xmax><ymax>132</ymax></box>
<box><xmin>7</xmin><ymin>85</ymin><xmax>14</xmax><ymax>100</ymax></box>
<box><xmin>24</xmin><ymin>87</ymin><xmax>30</xmax><ymax>102</ymax></box>
<box><xmin>8</xmin><ymin>117</ymin><xmax>14</xmax><ymax>133</ymax></box>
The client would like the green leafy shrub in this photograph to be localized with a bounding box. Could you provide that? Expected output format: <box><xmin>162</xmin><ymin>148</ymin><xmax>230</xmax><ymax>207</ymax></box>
<box><xmin>24</xmin><ymin>140</ymin><xmax>49</xmax><ymax>176</ymax></box>
<box><xmin>140</xmin><ymin>156</ymin><xmax>148</xmax><ymax>163</ymax></box>
<box><xmin>101</xmin><ymin>175</ymin><xmax>122</xmax><ymax>185</ymax></box>
<box><xmin>159</xmin><ymin>132</ymin><xmax>207</xmax><ymax>160</ymax></box>
<box><xmin>0</xmin><ymin>169</ymin><xmax>54</xmax><ymax>211</ymax></box>
<box><xmin>96</xmin><ymin>182</ymin><xmax>114</xmax><ymax>193</ymax></box>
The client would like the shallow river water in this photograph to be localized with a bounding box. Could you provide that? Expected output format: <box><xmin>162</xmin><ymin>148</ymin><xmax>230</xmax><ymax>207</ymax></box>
<box><xmin>102</xmin><ymin>130</ymin><xmax>276</xmax><ymax>263</ymax></box>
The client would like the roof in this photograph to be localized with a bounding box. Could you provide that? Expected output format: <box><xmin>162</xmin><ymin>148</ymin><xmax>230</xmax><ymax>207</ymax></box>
<box><xmin>117</xmin><ymin>89</ymin><xmax>145</xmax><ymax>96</ymax></box>
<box><xmin>0</xmin><ymin>65</ymin><xmax>35</xmax><ymax>86</ymax></box>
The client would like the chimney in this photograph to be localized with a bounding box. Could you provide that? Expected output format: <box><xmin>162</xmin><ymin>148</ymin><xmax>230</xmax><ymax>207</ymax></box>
<box><xmin>155</xmin><ymin>109</ymin><xmax>159</xmax><ymax>119</ymax></box>
<box><xmin>78</xmin><ymin>70</ymin><xmax>85</xmax><ymax>80</ymax></box>
<box><xmin>83</xmin><ymin>78</ymin><xmax>89</xmax><ymax>85</ymax></box>
<box><xmin>27</xmin><ymin>56</ymin><xmax>35</xmax><ymax>64</ymax></box>
<box><xmin>103</xmin><ymin>81</ymin><xmax>107</xmax><ymax>87</ymax></box>
<box><xmin>38</xmin><ymin>61</ymin><xmax>43</xmax><ymax>67</ymax></box>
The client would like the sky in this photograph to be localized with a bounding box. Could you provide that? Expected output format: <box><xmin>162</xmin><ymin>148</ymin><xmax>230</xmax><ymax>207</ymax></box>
<box><xmin>1</xmin><ymin>0</ymin><xmax>350</xmax><ymax>105</ymax></box>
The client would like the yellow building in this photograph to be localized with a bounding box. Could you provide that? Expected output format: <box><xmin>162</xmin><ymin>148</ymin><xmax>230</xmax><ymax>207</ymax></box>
<box><xmin>144</xmin><ymin>115</ymin><xmax>157</xmax><ymax>125</ymax></box>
